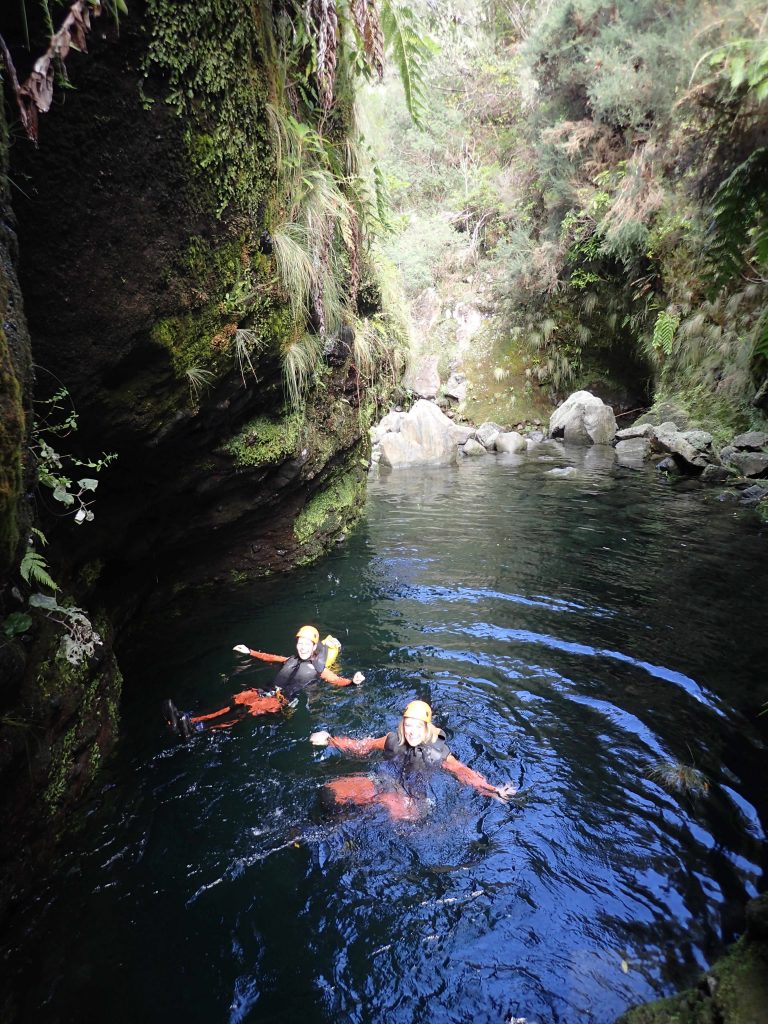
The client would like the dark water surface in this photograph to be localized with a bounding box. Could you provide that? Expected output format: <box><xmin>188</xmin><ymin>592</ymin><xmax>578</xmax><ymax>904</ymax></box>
<box><xmin>3</xmin><ymin>446</ymin><xmax>768</xmax><ymax>1024</ymax></box>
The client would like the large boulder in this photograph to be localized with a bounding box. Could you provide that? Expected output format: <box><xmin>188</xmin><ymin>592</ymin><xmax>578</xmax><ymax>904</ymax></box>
<box><xmin>726</xmin><ymin>451</ymin><xmax>768</xmax><ymax>478</ymax></box>
<box><xmin>476</xmin><ymin>421</ymin><xmax>505</xmax><ymax>450</ymax></box>
<box><xmin>462</xmin><ymin>438</ymin><xmax>487</xmax><ymax>457</ymax></box>
<box><xmin>615</xmin><ymin>437</ymin><xmax>651</xmax><ymax>468</ymax></box>
<box><xmin>403</xmin><ymin>354</ymin><xmax>440</xmax><ymax>399</ymax></box>
<box><xmin>651</xmin><ymin>423</ymin><xmax>710</xmax><ymax>470</ymax></box>
<box><xmin>370</xmin><ymin>410</ymin><xmax>406</xmax><ymax>444</ymax></box>
<box><xmin>444</xmin><ymin>371</ymin><xmax>468</xmax><ymax>403</ymax></box>
<box><xmin>549</xmin><ymin>391</ymin><xmax>617</xmax><ymax>445</ymax></box>
<box><xmin>615</xmin><ymin>423</ymin><xmax>654</xmax><ymax>441</ymax></box>
<box><xmin>496</xmin><ymin>431</ymin><xmax>528</xmax><ymax>454</ymax></box>
<box><xmin>377</xmin><ymin>399</ymin><xmax>457</xmax><ymax>468</ymax></box>
<box><xmin>732</xmin><ymin>430</ymin><xmax>768</xmax><ymax>451</ymax></box>
<box><xmin>451</xmin><ymin>423</ymin><xmax>475</xmax><ymax>445</ymax></box>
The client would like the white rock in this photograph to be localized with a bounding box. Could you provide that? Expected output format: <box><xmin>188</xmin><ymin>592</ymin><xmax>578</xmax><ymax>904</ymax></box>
<box><xmin>549</xmin><ymin>391</ymin><xmax>617</xmax><ymax>445</ymax></box>
<box><xmin>496</xmin><ymin>431</ymin><xmax>528</xmax><ymax>454</ymax></box>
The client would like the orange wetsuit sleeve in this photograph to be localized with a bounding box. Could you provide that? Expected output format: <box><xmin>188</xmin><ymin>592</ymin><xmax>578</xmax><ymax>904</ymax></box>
<box><xmin>319</xmin><ymin>666</ymin><xmax>354</xmax><ymax>687</ymax></box>
<box><xmin>246</xmin><ymin>650</ymin><xmax>288</xmax><ymax>664</ymax></box>
<box><xmin>328</xmin><ymin>735</ymin><xmax>387</xmax><ymax>756</ymax></box>
<box><xmin>442</xmin><ymin>753</ymin><xmax>498</xmax><ymax>797</ymax></box>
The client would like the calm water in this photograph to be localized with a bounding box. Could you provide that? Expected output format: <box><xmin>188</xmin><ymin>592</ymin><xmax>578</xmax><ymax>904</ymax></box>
<box><xmin>3</xmin><ymin>444</ymin><xmax>768</xmax><ymax>1024</ymax></box>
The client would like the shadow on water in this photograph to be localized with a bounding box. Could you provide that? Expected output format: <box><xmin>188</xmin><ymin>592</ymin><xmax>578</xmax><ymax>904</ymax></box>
<box><xmin>2</xmin><ymin>447</ymin><xmax>768</xmax><ymax>1024</ymax></box>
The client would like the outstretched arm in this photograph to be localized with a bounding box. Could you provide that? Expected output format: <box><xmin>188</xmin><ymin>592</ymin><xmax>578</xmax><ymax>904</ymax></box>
<box><xmin>442</xmin><ymin>754</ymin><xmax>517</xmax><ymax>801</ymax></box>
<box><xmin>310</xmin><ymin>731</ymin><xmax>386</xmax><ymax>755</ymax></box>
<box><xmin>233</xmin><ymin>644</ymin><xmax>287</xmax><ymax>664</ymax></box>
<box><xmin>319</xmin><ymin>666</ymin><xmax>366</xmax><ymax>687</ymax></box>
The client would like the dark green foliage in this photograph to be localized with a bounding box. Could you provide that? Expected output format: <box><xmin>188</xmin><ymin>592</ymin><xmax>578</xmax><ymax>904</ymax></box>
<box><xmin>709</xmin><ymin>147</ymin><xmax>768</xmax><ymax>289</ymax></box>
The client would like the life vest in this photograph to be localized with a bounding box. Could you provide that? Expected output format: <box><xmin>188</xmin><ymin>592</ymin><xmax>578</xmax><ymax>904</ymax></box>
<box><xmin>272</xmin><ymin>644</ymin><xmax>328</xmax><ymax>696</ymax></box>
<box><xmin>383</xmin><ymin>729</ymin><xmax>450</xmax><ymax>768</ymax></box>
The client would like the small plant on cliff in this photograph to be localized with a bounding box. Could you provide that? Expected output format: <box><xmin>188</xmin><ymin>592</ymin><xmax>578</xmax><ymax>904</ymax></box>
<box><xmin>283</xmin><ymin>333</ymin><xmax>324</xmax><ymax>409</ymax></box>
<box><xmin>32</xmin><ymin>384</ymin><xmax>117</xmax><ymax>526</ymax></box>
<box><xmin>185</xmin><ymin>365</ymin><xmax>216</xmax><ymax>402</ymax></box>
<box><xmin>28</xmin><ymin>593</ymin><xmax>102</xmax><ymax>666</ymax></box>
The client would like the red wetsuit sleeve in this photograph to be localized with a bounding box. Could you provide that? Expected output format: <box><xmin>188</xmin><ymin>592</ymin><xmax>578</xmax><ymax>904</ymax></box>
<box><xmin>328</xmin><ymin>735</ymin><xmax>387</xmax><ymax>755</ymax></box>
<box><xmin>319</xmin><ymin>666</ymin><xmax>355</xmax><ymax>687</ymax></box>
<box><xmin>246</xmin><ymin>650</ymin><xmax>288</xmax><ymax>664</ymax></box>
<box><xmin>442</xmin><ymin>754</ymin><xmax>497</xmax><ymax>796</ymax></box>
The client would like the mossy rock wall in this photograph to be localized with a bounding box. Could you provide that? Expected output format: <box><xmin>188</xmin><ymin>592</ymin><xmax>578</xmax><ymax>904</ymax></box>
<box><xmin>5</xmin><ymin>0</ymin><xmax>383</xmax><ymax>619</ymax></box>
<box><xmin>0</xmin><ymin>0</ymin><xmax>394</xmax><ymax>925</ymax></box>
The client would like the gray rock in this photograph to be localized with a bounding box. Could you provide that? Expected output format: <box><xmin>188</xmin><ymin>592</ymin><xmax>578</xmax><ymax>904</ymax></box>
<box><xmin>546</xmin><ymin>465</ymin><xmax>578</xmax><ymax>477</ymax></box>
<box><xmin>715</xmin><ymin>490</ymin><xmax>739</xmax><ymax>503</ymax></box>
<box><xmin>370</xmin><ymin>410</ymin><xmax>406</xmax><ymax>444</ymax></box>
<box><xmin>651</xmin><ymin>424</ymin><xmax>709</xmax><ymax>469</ymax></box>
<box><xmin>738</xmin><ymin>484</ymin><xmax>768</xmax><ymax>505</ymax></box>
<box><xmin>476</xmin><ymin>421</ymin><xmax>505</xmax><ymax>449</ymax></box>
<box><xmin>495</xmin><ymin>431</ymin><xmax>527</xmax><ymax>454</ymax></box>
<box><xmin>549</xmin><ymin>390</ymin><xmax>617</xmax><ymax>445</ymax></box>
<box><xmin>444</xmin><ymin>372</ymin><xmax>468</xmax><ymax>403</ymax></box>
<box><xmin>680</xmin><ymin>429</ymin><xmax>714</xmax><ymax>453</ymax></box>
<box><xmin>700</xmin><ymin>464</ymin><xmax>737</xmax><ymax>484</ymax></box>
<box><xmin>634</xmin><ymin>400</ymin><xmax>690</xmax><ymax>430</ymax></box>
<box><xmin>720</xmin><ymin>445</ymin><xmax>737</xmax><ymax>465</ymax></box>
<box><xmin>377</xmin><ymin>399</ymin><xmax>458</xmax><ymax>467</ymax></box>
<box><xmin>615</xmin><ymin>437</ymin><xmax>651</xmax><ymax>467</ymax></box>
<box><xmin>450</xmin><ymin>423</ymin><xmax>475</xmax><ymax>445</ymax></box>
<box><xmin>462</xmin><ymin>437</ymin><xmax>488</xmax><ymax>457</ymax></box>
<box><xmin>403</xmin><ymin>355</ymin><xmax>440</xmax><ymax>399</ymax></box>
<box><xmin>615</xmin><ymin>424</ymin><xmax>654</xmax><ymax>441</ymax></box>
<box><xmin>527</xmin><ymin>430</ymin><xmax>545</xmax><ymax>444</ymax></box>
<box><xmin>656</xmin><ymin>456</ymin><xmax>678</xmax><ymax>474</ymax></box>
<box><xmin>728</xmin><ymin>451</ymin><xmax>768</xmax><ymax>478</ymax></box>
<box><xmin>732</xmin><ymin>430</ymin><xmax>768</xmax><ymax>451</ymax></box>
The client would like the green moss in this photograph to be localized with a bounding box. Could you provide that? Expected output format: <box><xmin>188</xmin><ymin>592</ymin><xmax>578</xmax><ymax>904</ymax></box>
<box><xmin>294</xmin><ymin>470</ymin><xmax>365</xmax><ymax>546</ymax></box>
<box><xmin>618</xmin><ymin>932</ymin><xmax>768</xmax><ymax>1024</ymax></box>
<box><xmin>0</xmin><ymin>322</ymin><xmax>25</xmax><ymax>572</ymax></box>
<box><xmin>43</xmin><ymin>725</ymin><xmax>78</xmax><ymax>813</ymax></box>
<box><xmin>225</xmin><ymin>412</ymin><xmax>303</xmax><ymax>468</ymax></box>
<box><xmin>143</xmin><ymin>0</ymin><xmax>273</xmax><ymax>217</ymax></box>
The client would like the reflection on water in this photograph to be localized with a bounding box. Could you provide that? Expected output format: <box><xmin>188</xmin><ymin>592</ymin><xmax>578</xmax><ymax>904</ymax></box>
<box><xmin>3</xmin><ymin>447</ymin><xmax>767</xmax><ymax>1024</ymax></box>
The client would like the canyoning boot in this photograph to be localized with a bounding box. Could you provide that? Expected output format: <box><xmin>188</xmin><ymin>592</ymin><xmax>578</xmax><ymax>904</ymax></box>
<box><xmin>179</xmin><ymin>712</ymin><xmax>194</xmax><ymax>742</ymax></box>
<box><xmin>162</xmin><ymin>699</ymin><xmax>182</xmax><ymax>736</ymax></box>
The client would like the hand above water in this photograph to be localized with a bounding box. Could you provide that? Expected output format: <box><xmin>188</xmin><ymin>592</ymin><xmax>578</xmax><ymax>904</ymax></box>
<box><xmin>494</xmin><ymin>783</ymin><xmax>518</xmax><ymax>803</ymax></box>
<box><xmin>310</xmin><ymin>730</ymin><xmax>332</xmax><ymax>746</ymax></box>
<box><xmin>233</xmin><ymin>644</ymin><xmax>250</xmax><ymax>654</ymax></box>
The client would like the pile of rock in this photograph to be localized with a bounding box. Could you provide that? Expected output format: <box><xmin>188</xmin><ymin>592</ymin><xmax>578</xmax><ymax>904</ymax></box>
<box><xmin>370</xmin><ymin>400</ymin><xmax>538</xmax><ymax>468</ymax></box>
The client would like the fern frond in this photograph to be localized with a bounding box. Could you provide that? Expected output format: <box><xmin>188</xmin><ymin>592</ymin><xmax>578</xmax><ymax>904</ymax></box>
<box><xmin>709</xmin><ymin>147</ymin><xmax>768</xmax><ymax>288</ymax></box>
<box><xmin>753</xmin><ymin>310</ymin><xmax>768</xmax><ymax>363</ymax></box>
<box><xmin>20</xmin><ymin>550</ymin><xmax>57</xmax><ymax>591</ymax></box>
<box><xmin>652</xmin><ymin>311</ymin><xmax>679</xmax><ymax>355</ymax></box>
<box><xmin>380</xmin><ymin>0</ymin><xmax>436</xmax><ymax>129</ymax></box>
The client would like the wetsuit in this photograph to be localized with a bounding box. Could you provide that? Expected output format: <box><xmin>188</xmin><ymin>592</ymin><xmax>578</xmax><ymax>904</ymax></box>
<box><xmin>322</xmin><ymin>730</ymin><xmax>499</xmax><ymax>820</ymax></box>
<box><xmin>190</xmin><ymin>644</ymin><xmax>357</xmax><ymax>732</ymax></box>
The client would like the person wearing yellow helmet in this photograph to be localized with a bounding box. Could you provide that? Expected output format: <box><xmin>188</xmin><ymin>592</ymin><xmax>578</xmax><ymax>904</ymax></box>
<box><xmin>163</xmin><ymin>627</ymin><xmax>364</xmax><ymax>741</ymax></box>
<box><xmin>310</xmin><ymin>700</ymin><xmax>516</xmax><ymax>820</ymax></box>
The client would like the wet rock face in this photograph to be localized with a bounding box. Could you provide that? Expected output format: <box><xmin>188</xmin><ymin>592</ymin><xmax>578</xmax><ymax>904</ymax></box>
<box><xmin>5</xmin><ymin>8</ymin><xmax>372</xmax><ymax>619</ymax></box>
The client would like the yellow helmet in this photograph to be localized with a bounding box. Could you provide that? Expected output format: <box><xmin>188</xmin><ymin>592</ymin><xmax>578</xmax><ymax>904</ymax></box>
<box><xmin>296</xmin><ymin>625</ymin><xmax>320</xmax><ymax>645</ymax></box>
<box><xmin>402</xmin><ymin>700</ymin><xmax>432</xmax><ymax>725</ymax></box>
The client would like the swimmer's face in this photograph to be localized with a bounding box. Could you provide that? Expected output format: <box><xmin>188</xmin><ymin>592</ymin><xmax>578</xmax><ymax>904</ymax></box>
<box><xmin>403</xmin><ymin>716</ymin><xmax>428</xmax><ymax>747</ymax></box>
<box><xmin>296</xmin><ymin>636</ymin><xmax>315</xmax><ymax>660</ymax></box>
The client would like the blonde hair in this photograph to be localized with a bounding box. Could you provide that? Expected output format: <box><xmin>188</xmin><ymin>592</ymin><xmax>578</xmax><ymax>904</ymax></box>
<box><xmin>396</xmin><ymin>716</ymin><xmax>441</xmax><ymax>747</ymax></box>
